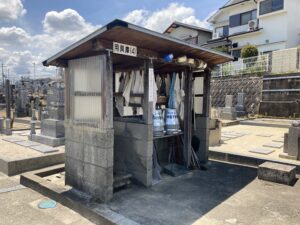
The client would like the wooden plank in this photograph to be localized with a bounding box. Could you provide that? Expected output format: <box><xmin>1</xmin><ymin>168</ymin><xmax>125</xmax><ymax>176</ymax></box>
<box><xmin>64</xmin><ymin>67</ymin><xmax>70</xmax><ymax>120</ymax></box>
<box><xmin>183</xmin><ymin>69</ymin><xmax>193</xmax><ymax>168</ymax></box>
<box><xmin>143</xmin><ymin>60</ymin><xmax>153</xmax><ymax>125</ymax></box>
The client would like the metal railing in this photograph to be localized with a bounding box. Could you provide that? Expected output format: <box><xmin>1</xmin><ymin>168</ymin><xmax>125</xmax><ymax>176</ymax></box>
<box><xmin>212</xmin><ymin>54</ymin><xmax>269</xmax><ymax>77</ymax></box>
<box><xmin>212</xmin><ymin>48</ymin><xmax>300</xmax><ymax>77</ymax></box>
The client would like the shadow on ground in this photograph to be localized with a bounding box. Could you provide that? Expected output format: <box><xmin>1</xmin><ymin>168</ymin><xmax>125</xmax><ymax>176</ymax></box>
<box><xmin>107</xmin><ymin>161</ymin><xmax>257</xmax><ymax>225</ymax></box>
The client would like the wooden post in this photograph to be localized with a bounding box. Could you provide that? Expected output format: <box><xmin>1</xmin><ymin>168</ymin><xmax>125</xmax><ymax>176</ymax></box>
<box><xmin>184</xmin><ymin>68</ymin><xmax>193</xmax><ymax>168</ymax></box>
<box><xmin>143</xmin><ymin>60</ymin><xmax>153</xmax><ymax>125</ymax></box>
<box><xmin>103</xmin><ymin>52</ymin><xmax>113</xmax><ymax>129</ymax></box>
<box><xmin>203</xmin><ymin>68</ymin><xmax>211</xmax><ymax>117</ymax></box>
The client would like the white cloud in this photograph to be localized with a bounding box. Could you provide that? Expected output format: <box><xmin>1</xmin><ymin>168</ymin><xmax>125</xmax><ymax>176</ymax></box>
<box><xmin>124</xmin><ymin>3</ymin><xmax>209</xmax><ymax>32</ymax></box>
<box><xmin>0</xmin><ymin>0</ymin><xmax>26</xmax><ymax>21</ymax></box>
<box><xmin>123</xmin><ymin>9</ymin><xmax>148</xmax><ymax>26</ymax></box>
<box><xmin>0</xmin><ymin>9</ymin><xmax>100</xmax><ymax>78</ymax></box>
<box><xmin>0</xmin><ymin>27</ymin><xmax>30</xmax><ymax>47</ymax></box>
<box><xmin>43</xmin><ymin>9</ymin><xmax>96</xmax><ymax>34</ymax></box>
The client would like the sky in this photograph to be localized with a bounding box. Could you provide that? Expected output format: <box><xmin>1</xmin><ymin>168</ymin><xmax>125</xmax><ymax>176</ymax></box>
<box><xmin>0</xmin><ymin>0</ymin><xmax>227</xmax><ymax>79</ymax></box>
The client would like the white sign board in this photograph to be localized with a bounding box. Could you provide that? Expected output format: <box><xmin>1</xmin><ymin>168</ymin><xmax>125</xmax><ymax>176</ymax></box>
<box><xmin>113</xmin><ymin>42</ymin><xmax>137</xmax><ymax>57</ymax></box>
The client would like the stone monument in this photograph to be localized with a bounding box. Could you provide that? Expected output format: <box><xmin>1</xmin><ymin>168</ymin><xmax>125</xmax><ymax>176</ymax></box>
<box><xmin>221</xmin><ymin>95</ymin><xmax>237</xmax><ymax>120</ymax></box>
<box><xmin>280</xmin><ymin>121</ymin><xmax>300</xmax><ymax>160</ymax></box>
<box><xmin>30</xmin><ymin>80</ymin><xmax>65</xmax><ymax>147</ymax></box>
<box><xmin>15</xmin><ymin>88</ymin><xmax>29</xmax><ymax>117</ymax></box>
<box><xmin>235</xmin><ymin>93</ymin><xmax>246</xmax><ymax>117</ymax></box>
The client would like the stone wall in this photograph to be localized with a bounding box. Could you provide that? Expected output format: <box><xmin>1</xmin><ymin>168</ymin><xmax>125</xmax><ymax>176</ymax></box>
<box><xmin>114</xmin><ymin>121</ymin><xmax>153</xmax><ymax>187</ymax></box>
<box><xmin>211</xmin><ymin>75</ymin><xmax>263</xmax><ymax>114</ymax></box>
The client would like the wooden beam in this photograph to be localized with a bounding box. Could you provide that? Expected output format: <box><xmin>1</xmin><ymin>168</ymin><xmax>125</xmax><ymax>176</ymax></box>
<box><xmin>183</xmin><ymin>68</ymin><xmax>193</xmax><ymax>168</ymax></box>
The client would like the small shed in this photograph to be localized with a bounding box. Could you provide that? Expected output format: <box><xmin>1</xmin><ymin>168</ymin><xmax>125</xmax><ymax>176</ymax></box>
<box><xmin>43</xmin><ymin>19</ymin><xmax>233</xmax><ymax>202</ymax></box>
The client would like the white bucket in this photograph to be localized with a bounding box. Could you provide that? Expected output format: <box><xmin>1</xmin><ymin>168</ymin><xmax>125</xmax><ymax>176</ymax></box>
<box><xmin>165</xmin><ymin>108</ymin><xmax>180</xmax><ymax>134</ymax></box>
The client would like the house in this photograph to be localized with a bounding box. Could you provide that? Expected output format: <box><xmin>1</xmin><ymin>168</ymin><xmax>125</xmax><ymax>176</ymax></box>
<box><xmin>204</xmin><ymin>0</ymin><xmax>300</xmax><ymax>58</ymax></box>
<box><xmin>164</xmin><ymin>21</ymin><xmax>212</xmax><ymax>46</ymax></box>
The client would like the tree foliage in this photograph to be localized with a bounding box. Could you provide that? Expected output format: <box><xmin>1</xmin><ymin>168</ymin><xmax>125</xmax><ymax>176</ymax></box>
<box><xmin>241</xmin><ymin>44</ymin><xmax>258</xmax><ymax>58</ymax></box>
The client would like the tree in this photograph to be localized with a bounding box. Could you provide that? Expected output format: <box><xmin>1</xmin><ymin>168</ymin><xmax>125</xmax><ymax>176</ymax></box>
<box><xmin>241</xmin><ymin>44</ymin><xmax>258</xmax><ymax>58</ymax></box>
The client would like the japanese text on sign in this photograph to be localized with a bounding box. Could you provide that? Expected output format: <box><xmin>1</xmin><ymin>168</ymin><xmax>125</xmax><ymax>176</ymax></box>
<box><xmin>113</xmin><ymin>42</ymin><xmax>137</xmax><ymax>57</ymax></box>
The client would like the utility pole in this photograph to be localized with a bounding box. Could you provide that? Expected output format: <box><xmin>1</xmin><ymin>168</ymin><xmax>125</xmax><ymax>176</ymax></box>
<box><xmin>33</xmin><ymin>62</ymin><xmax>36</xmax><ymax>79</ymax></box>
<box><xmin>1</xmin><ymin>63</ymin><xmax>4</xmax><ymax>89</ymax></box>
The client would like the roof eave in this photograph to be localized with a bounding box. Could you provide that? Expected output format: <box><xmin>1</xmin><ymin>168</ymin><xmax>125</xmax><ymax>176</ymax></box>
<box><xmin>43</xmin><ymin>19</ymin><xmax>233</xmax><ymax>67</ymax></box>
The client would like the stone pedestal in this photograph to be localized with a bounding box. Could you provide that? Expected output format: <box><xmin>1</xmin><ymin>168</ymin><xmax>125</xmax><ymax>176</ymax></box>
<box><xmin>4</xmin><ymin>118</ymin><xmax>12</xmax><ymax>135</ymax></box>
<box><xmin>221</xmin><ymin>95</ymin><xmax>237</xmax><ymax>120</ymax></box>
<box><xmin>280</xmin><ymin>122</ymin><xmax>300</xmax><ymax>160</ymax></box>
<box><xmin>209</xmin><ymin>119</ymin><xmax>221</xmax><ymax>146</ymax></box>
<box><xmin>258</xmin><ymin>162</ymin><xmax>296</xmax><ymax>186</ymax></box>
<box><xmin>235</xmin><ymin>93</ymin><xmax>246</xmax><ymax>117</ymax></box>
<box><xmin>30</xmin><ymin>80</ymin><xmax>65</xmax><ymax>147</ymax></box>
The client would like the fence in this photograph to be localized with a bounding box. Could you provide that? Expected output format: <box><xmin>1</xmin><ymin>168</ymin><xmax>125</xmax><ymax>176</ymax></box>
<box><xmin>212</xmin><ymin>47</ymin><xmax>300</xmax><ymax>77</ymax></box>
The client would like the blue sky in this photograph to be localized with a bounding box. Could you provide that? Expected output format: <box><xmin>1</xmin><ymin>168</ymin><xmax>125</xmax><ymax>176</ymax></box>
<box><xmin>0</xmin><ymin>0</ymin><xmax>226</xmax><ymax>78</ymax></box>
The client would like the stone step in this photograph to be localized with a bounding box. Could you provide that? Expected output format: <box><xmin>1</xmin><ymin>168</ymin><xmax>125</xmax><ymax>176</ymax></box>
<box><xmin>113</xmin><ymin>173</ymin><xmax>132</xmax><ymax>190</ymax></box>
<box><xmin>258</xmin><ymin>162</ymin><xmax>296</xmax><ymax>186</ymax></box>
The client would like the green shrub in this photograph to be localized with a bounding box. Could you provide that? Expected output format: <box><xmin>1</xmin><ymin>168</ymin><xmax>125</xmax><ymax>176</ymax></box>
<box><xmin>241</xmin><ymin>44</ymin><xmax>258</xmax><ymax>58</ymax></box>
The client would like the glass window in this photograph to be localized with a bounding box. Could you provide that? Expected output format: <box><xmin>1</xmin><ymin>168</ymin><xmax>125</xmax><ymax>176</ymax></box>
<box><xmin>273</xmin><ymin>0</ymin><xmax>284</xmax><ymax>11</ymax></box>
<box><xmin>241</xmin><ymin>11</ymin><xmax>252</xmax><ymax>25</ymax></box>
<box><xmin>252</xmin><ymin>10</ymin><xmax>257</xmax><ymax>20</ymax></box>
<box><xmin>229</xmin><ymin>14</ymin><xmax>241</xmax><ymax>27</ymax></box>
<box><xmin>223</xmin><ymin>26</ymin><xmax>229</xmax><ymax>37</ymax></box>
<box><xmin>230</xmin><ymin>10</ymin><xmax>257</xmax><ymax>27</ymax></box>
<box><xmin>260</xmin><ymin>0</ymin><xmax>284</xmax><ymax>15</ymax></box>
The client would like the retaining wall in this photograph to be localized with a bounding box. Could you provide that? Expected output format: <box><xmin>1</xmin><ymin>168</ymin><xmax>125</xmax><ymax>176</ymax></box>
<box><xmin>211</xmin><ymin>75</ymin><xmax>263</xmax><ymax>114</ymax></box>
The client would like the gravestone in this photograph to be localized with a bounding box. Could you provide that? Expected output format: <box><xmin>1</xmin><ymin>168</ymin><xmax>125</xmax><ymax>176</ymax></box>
<box><xmin>30</xmin><ymin>80</ymin><xmax>65</xmax><ymax>147</ymax></box>
<box><xmin>235</xmin><ymin>93</ymin><xmax>246</xmax><ymax>117</ymax></box>
<box><xmin>221</xmin><ymin>95</ymin><xmax>237</xmax><ymax>120</ymax></box>
<box><xmin>280</xmin><ymin>121</ymin><xmax>300</xmax><ymax>160</ymax></box>
<box><xmin>16</xmin><ymin>88</ymin><xmax>29</xmax><ymax>117</ymax></box>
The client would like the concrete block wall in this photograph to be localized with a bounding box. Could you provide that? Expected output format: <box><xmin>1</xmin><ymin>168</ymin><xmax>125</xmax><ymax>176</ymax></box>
<box><xmin>114</xmin><ymin>121</ymin><xmax>153</xmax><ymax>187</ymax></box>
<box><xmin>65</xmin><ymin>122</ymin><xmax>114</xmax><ymax>203</ymax></box>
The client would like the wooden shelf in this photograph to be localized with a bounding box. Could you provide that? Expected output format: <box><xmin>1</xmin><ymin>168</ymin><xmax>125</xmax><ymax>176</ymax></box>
<box><xmin>153</xmin><ymin>132</ymin><xmax>183</xmax><ymax>140</ymax></box>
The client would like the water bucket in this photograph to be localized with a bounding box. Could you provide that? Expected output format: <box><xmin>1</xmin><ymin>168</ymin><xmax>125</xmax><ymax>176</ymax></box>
<box><xmin>153</xmin><ymin>110</ymin><xmax>165</xmax><ymax>137</ymax></box>
<box><xmin>165</xmin><ymin>108</ymin><xmax>180</xmax><ymax>134</ymax></box>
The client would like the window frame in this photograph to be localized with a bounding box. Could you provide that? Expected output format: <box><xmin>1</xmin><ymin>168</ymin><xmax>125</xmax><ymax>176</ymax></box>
<box><xmin>229</xmin><ymin>9</ymin><xmax>257</xmax><ymax>28</ymax></box>
<box><xmin>259</xmin><ymin>0</ymin><xmax>284</xmax><ymax>15</ymax></box>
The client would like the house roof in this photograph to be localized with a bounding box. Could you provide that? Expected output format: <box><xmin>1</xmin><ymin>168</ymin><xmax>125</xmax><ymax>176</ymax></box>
<box><xmin>43</xmin><ymin>19</ymin><xmax>232</xmax><ymax>67</ymax></box>
<box><xmin>164</xmin><ymin>21</ymin><xmax>212</xmax><ymax>34</ymax></box>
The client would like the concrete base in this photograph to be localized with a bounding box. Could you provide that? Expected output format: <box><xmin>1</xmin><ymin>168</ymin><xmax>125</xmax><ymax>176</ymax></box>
<box><xmin>221</xmin><ymin>112</ymin><xmax>237</xmax><ymax>120</ymax></box>
<box><xmin>258</xmin><ymin>162</ymin><xmax>296</xmax><ymax>185</ymax></box>
<box><xmin>0</xmin><ymin>152</ymin><xmax>64</xmax><ymax>176</ymax></box>
<box><xmin>279</xmin><ymin>152</ymin><xmax>298</xmax><ymax>161</ymax></box>
<box><xmin>30</xmin><ymin>134</ymin><xmax>65</xmax><ymax>147</ymax></box>
<box><xmin>209</xmin><ymin>128</ymin><xmax>221</xmax><ymax>146</ymax></box>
